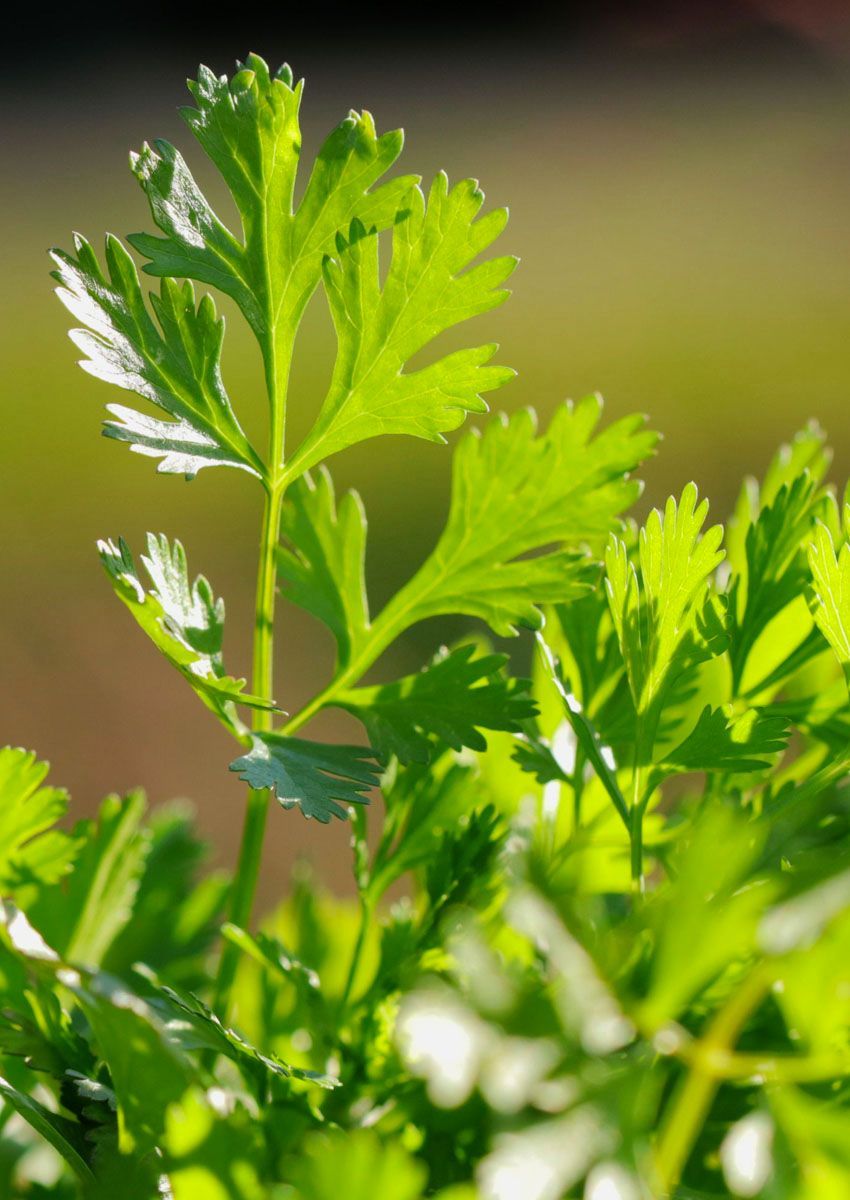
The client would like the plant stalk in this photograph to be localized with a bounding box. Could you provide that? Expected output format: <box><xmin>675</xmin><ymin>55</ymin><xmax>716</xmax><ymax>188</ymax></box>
<box><xmin>654</xmin><ymin>964</ymin><xmax>771</xmax><ymax>1196</ymax></box>
<box><xmin>214</xmin><ymin>327</ymin><xmax>290</xmax><ymax>1015</ymax></box>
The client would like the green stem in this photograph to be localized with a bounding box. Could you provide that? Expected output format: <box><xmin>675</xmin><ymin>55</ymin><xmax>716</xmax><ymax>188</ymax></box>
<box><xmin>630</xmin><ymin>759</ymin><xmax>645</xmax><ymax>894</ymax></box>
<box><xmin>214</xmin><ymin>330</ymin><xmax>291</xmax><ymax>1015</ymax></box>
<box><xmin>654</xmin><ymin>964</ymin><xmax>771</xmax><ymax>1196</ymax></box>
<box><xmin>339</xmin><ymin>892</ymin><xmax>374</xmax><ymax>1012</ymax></box>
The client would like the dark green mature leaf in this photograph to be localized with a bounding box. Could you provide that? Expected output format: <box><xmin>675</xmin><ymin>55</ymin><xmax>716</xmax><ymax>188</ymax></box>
<box><xmin>51</xmin><ymin>235</ymin><xmax>262</xmax><ymax>479</ymax></box>
<box><xmin>99</xmin><ymin>534</ymin><xmax>273</xmax><ymax>737</ymax></box>
<box><xmin>129</xmin><ymin>55</ymin><xmax>417</xmax><ymax>343</ymax></box>
<box><xmin>382</xmin><ymin>398</ymin><xmax>657</xmax><ymax>638</ymax></box>
<box><xmin>288</xmin><ymin>176</ymin><xmax>516</xmax><ymax>473</ymax></box>
<box><xmin>0</xmin><ymin>748</ymin><xmax>77</xmax><ymax>902</ymax></box>
<box><xmin>654</xmin><ymin>704</ymin><xmax>789</xmax><ymax>780</ymax></box>
<box><xmin>230</xmin><ymin>734</ymin><xmax>380</xmax><ymax>823</ymax></box>
<box><xmin>338</xmin><ymin>646</ymin><xmax>535</xmax><ymax>764</ymax></box>
<box><xmin>277</xmin><ymin>468</ymin><xmax>370</xmax><ymax>669</ymax></box>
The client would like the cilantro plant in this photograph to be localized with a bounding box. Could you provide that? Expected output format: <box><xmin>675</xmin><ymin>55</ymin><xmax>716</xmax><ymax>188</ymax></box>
<box><xmin>2</xmin><ymin>51</ymin><xmax>850</xmax><ymax>1199</ymax></box>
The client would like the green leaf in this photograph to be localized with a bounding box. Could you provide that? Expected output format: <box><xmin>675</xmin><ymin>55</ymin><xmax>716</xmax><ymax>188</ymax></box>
<box><xmin>653</xmin><ymin>704</ymin><xmax>789</xmax><ymax>780</ymax></box>
<box><xmin>229</xmin><ymin>735</ymin><xmax>380</xmax><ymax>823</ymax></box>
<box><xmin>103</xmin><ymin>802</ymin><xmax>228</xmax><ymax>989</ymax></box>
<box><xmin>288</xmin><ymin>175</ymin><xmax>515</xmax><ymax>473</ymax></box>
<box><xmin>640</xmin><ymin>805</ymin><xmax>774</xmax><ymax>1026</ymax></box>
<box><xmin>808</xmin><ymin>515</ymin><xmax>850</xmax><ymax>691</ymax></box>
<box><xmin>0</xmin><ymin>748</ymin><xmax>77</xmax><ymax>903</ymax></box>
<box><xmin>337</xmin><ymin>645</ymin><xmax>535</xmax><ymax>764</ymax></box>
<box><xmin>32</xmin><ymin>792</ymin><xmax>149</xmax><ymax>968</ymax></box>
<box><xmin>136</xmin><ymin>965</ymin><xmax>337</xmax><ymax>1090</ymax></box>
<box><xmin>729</xmin><ymin>471</ymin><xmax>828</xmax><ymax>691</ymax></box>
<box><xmin>368</xmin><ymin>758</ymin><xmax>485</xmax><ymax>898</ymax></box>
<box><xmin>220</xmin><ymin>923</ymin><xmax>321</xmax><ymax>991</ymax></box>
<box><xmin>605</xmin><ymin>482</ymin><xmax>726</xmax><ymax>739</ymax></box>
<box><xmin>532</xmin><ymin>632</ymin><xmax>629</xmax><ymax>830</ymax></box>
<box><xmin>69</xmin><ymin>969</ymin><xmax>195</xmax><ymax>1155</ymax></box>
<box><xmin>164</xmin><ymin>1087</ymin><xmax>265</xmax><ymax>1200</ymax></box>
<box><xmin>277</xmin><ymin>468</ymin><xmax>370</xmax><ymax>670</ymax></box>
<box><xmin>769</xmin><ymin>1087</ymin><xmax>850</xmax><ymax>1199</ymax></box>
<box><xmin>287</xmin><ymin>1129</ymin><xmax>427</xmax><ymax>1200</ymax></box>
<box><xmin>0</xmin><ymin>1077</ymin><xmax>93</xmax><ymax>1182</ymax></box>
<box><xmin>726</xmin><ymin>421</ymin><xmax>831</xmax><ymax>578</ymax></box>
<box><xmin>383</xmin><ymin>398</ymin><xmax>657</xmax><ymax>638</ymax></box>
<box><xmin>129</xmin><ymin>55</ymin><xmax>417</xmax><ymax>344</ymax></box>
<box><xmin>99</xmin><ymin>534</ymin><xmax>274</xmax><ymax>737</ymax></box>
<box><xmin>51</xmin><ymin>235</ymin><xmax>262</xmax><ymax>480</ymax></box>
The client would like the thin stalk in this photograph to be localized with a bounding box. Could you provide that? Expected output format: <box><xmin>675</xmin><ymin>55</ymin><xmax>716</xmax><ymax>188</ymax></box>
<box><xmin>339</xmin><ymin>892</ymin><xmax>374</xmax><ymax>1012</ymax></box>
<box><xmin>214</xmin><ymin>329</ymin><xmax>291</xmax><ymax>1015</ymax></box>
<box><xmin>630</xmin><ymin>757</ymin><xmax>645</xmax><ymax>894</ymax></box>
<box><xmin>654</xmin><ymin>964</ymin><xmax>771</xmax><ymax>1196</ymax></box>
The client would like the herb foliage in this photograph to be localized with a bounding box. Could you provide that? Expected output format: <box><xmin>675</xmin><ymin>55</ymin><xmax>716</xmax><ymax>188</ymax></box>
<box><xmin>0</xmin><ymin>52</ymin><xmax>847</xmax><ymax>1198</ymax></box>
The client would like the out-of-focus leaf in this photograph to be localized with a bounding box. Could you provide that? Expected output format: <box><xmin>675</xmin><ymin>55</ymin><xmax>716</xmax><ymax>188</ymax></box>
<box><xmin>0</xmin><ymin>748</ymin><xmax>77</xmax><ymax>903</ymax></box>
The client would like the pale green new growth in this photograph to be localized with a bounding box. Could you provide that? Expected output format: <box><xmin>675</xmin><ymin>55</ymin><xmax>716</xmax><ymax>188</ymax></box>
<box><xmin>0</xmin><ymin>749</ymin><xmax>76</xmax><ymax>898</ymax></box>
<box><xmin>808</xmin><ymin>513</ymin><xmax>850</xmax><ymax>689</ymax></box>
<box><xmin>277</xmin><ymin>468</ymin><xmax>370</xmax><ymax>670</ymax></box>
<box><xmin>288</xmin><ymin>176</ymin><xmax>516</xmax><ymax>474</ymax></box>
<box><xmin>606</xmin><ymin>482</ymin><xmax>725</xmax><ymax>723</ymax></box>
<box><xmin>337</xmin><ymin>646</ymin><xmax>535</xmax><ymax>764</ymax></box>
<box><xmin>393</xmin><ymin>397</ymin><xmax>657</xmax><ymax>637</ymax></box>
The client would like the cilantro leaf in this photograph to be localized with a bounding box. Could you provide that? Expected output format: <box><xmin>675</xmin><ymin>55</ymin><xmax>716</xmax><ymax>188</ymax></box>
<box><xmin>51</xmin><ymin>235</ymin><xmax>262</xmax><ymax>479</ymax></box>
<box><xmin>277</xmin><ymin>468</ymin><xmax>370</xmax><ymax>669</ymax></box>
<box><xmin>229</xmin><ymin>734</ymin><xmax>380</xmax><ymax>823</ymax></box>
<box><xmin>807</xmin><ymin>515</ymin><xmax>850</xmax><ymax>690</ymax></box>
<box><xmin>383</xmin><ymin>398</ymin><xmax>657</xmax><ymax>638</ymax></box>
<box><xmin>337</xmin><ymin>645</ymin><xmax>535</xmax><ymax>764</ymax></box>
<box><xmin>287</xmin><ymin>175</ymin><xmax>516</xmax><ymax>473</ymax></box>
<box><xmin>164</xmin><ymin>1088</ymin><xmax>265</xmax><ymax>1200</ymax></box>
<box><xmin>728</xmin><ymin>471</ymin><xmax>828</xmax><ymax>692</ymax></box>
<box><xmin>653</xmin><ymin>704</ymin><xmax>789</xmax><ymax>781</ymax></box>
<box><xmin>129</xmin><ymin>55</ymin><xmax>417</xmax><ymax>345</ymax></box>
<box><xmin>0</xmin><ymin>748</ymin><xmax>77</xmax><ymax>902</ymax></box>
<box><xmin>605</xmin><ymin>482</ymin><xmax>726</xmax><ymax>743</ymax></box>
<box><xmin>31</xmin><ymin>792</ymin><xmax>149</xmax><ymax>969</ymax></box>
<box><xmin>137</xmin><ymin>966</ymin><xmax>337</xmax><ymax>1090</ymax></box>
<box><xmin>0</xmin><ymin>1078</ymin><xmax>93</xmax><ymax>1183</ymax></box>
<box><xmin>99</xmin><ymin>534</ymin><xmax>274</xmax><ymax>737</ymax></box>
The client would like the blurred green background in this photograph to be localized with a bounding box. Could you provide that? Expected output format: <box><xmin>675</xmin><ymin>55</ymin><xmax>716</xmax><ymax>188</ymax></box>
<box><xmin>2</xmin><ymin>5</ymin><xmax>850</xmax><ymax>899</ymax></box>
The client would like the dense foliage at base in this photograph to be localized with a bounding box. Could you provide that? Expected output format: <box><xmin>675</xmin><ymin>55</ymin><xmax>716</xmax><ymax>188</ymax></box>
<box><xmin>2</xmin><ymin>53</ymin><xmax>850</xmax><ymax>1198</ymax></box>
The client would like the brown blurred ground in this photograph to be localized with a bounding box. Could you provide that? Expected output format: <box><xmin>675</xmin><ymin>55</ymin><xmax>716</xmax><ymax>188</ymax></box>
<box><xmin>2</xmin><ymin>19</ymin><xmax>850</xmax><ymax>904</ymax></box>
